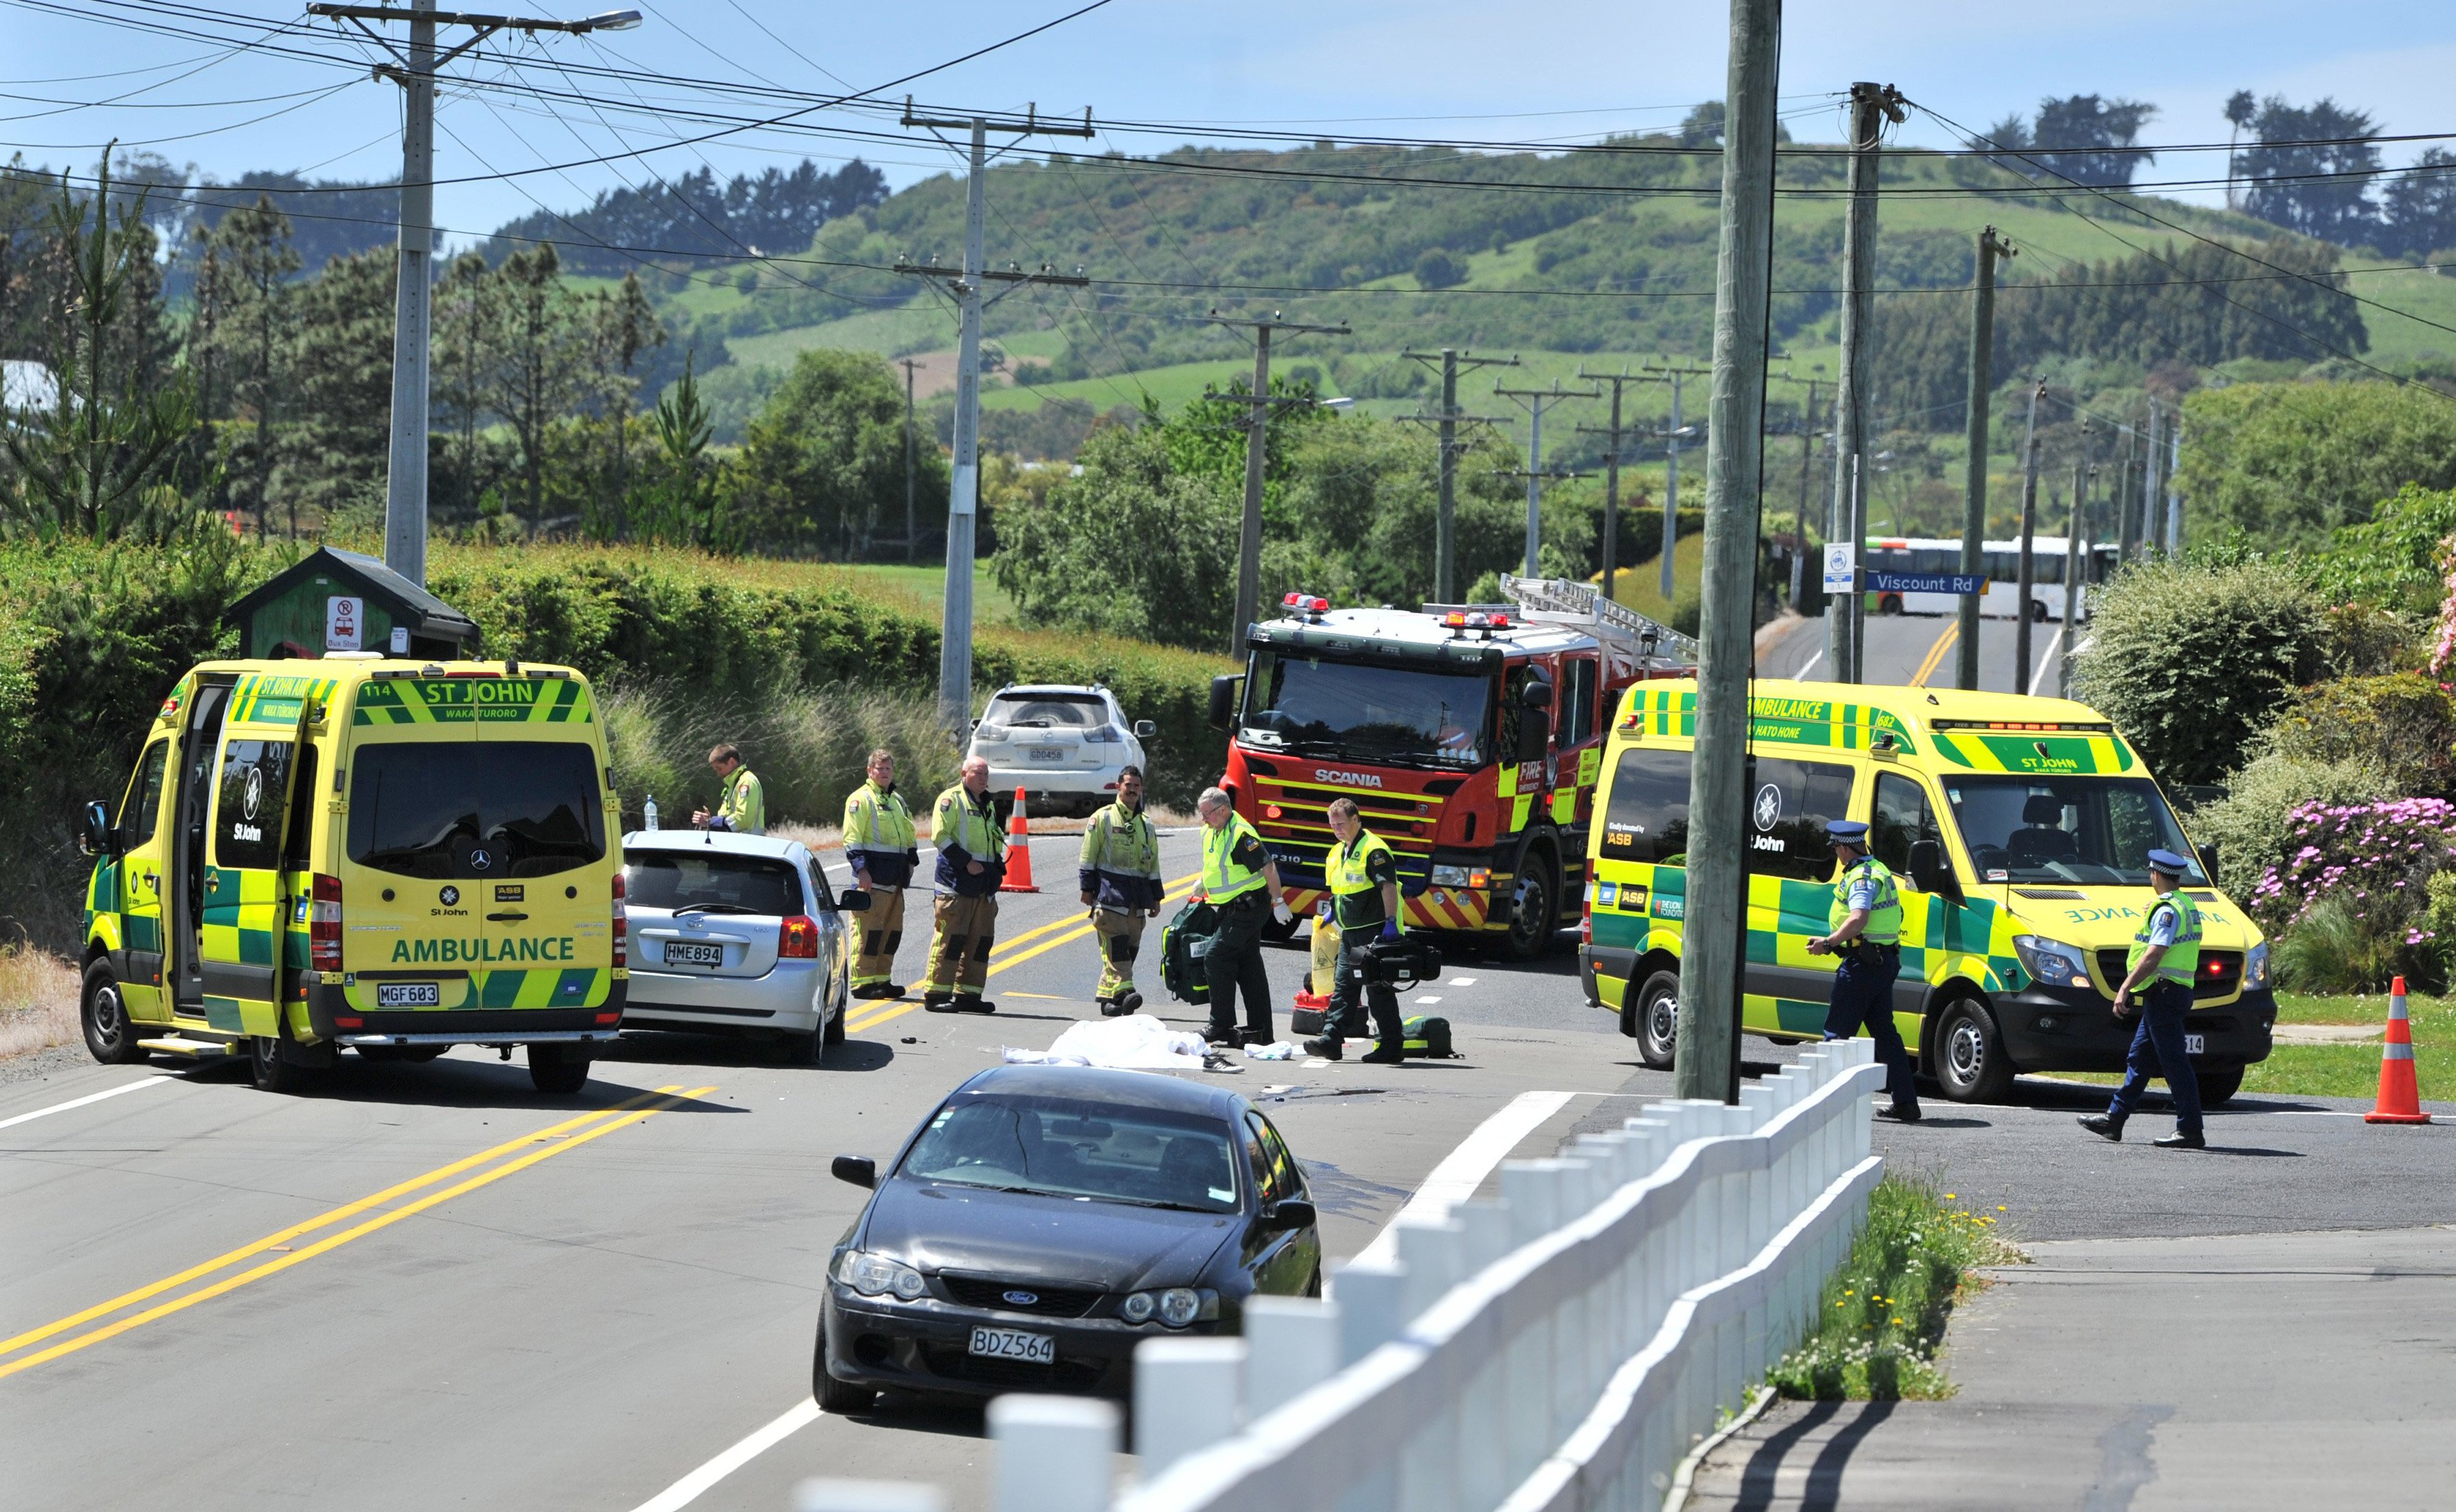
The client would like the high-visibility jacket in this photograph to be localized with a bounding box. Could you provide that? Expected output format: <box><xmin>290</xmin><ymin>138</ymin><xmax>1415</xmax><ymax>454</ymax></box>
<box><xmin>716</xmin><ymin>766</ymin><xmax>765</xmax><ymax>835</ymax></box>
<box><xmin>1079</xmin><ymin>800</ymin><xmax>1163</xmax><ymax>912</ymax></box>
<box><xmin>843</xmin><ymin>779</ymin><xmax>917</xmax><ymax>888</ymax></box>
<box><xmin>1201</xmin><ymin>812</ymin><xmax>1270</xmax><ymax>904</ymax></box>
<box><xmin>2128</xmin><ymin>889</ymin><xmax>2202</xmax><ymax>989</ymax></box>
<box><xmin>1828</xmin><ymin>857</ymin><xmax>1901</xmax><ymax>946</ymax></box>
<box><xmin>1329</xmin><ymin>828</ymin><xmax>1400</xmax><ymax>932</ymax></box>
<box><xmin>932</xmin><ymin>783</ymin><xmax>1006</xmax><ymax>897</ymax></box>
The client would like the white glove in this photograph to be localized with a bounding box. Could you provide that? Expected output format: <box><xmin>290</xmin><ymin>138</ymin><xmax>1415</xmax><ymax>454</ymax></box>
<box><xmin>1272</xmin><ymin>900</ymin><xmax>1295</xmax><ymax>927</ymax></box>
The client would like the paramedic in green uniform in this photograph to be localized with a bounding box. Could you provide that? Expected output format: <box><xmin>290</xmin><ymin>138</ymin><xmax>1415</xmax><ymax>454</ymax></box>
<box><xmin>693</xmin><ymin>744</ymin><xmax>765</xmax><ymax>835</ymax></box>
<box><xmin>1302</xmin><ymin>797</ymin><xmax>1406</xmax><ymax>1064</ymax></box>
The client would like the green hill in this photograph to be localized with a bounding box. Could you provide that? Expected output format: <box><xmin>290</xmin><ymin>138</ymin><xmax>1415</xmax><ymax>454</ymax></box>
<box><xmin>643</xmin><ymin>135</ymin><xmax>2433</xmax><ymax>453</ymax></box>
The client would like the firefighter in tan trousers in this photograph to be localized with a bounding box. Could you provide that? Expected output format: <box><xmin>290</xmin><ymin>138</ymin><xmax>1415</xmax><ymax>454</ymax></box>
<box><xmin>1078</xmin><ymin>764</ymin><xmax>1164</xmax><ymax>1016</ymax></box>
<box><xmin>922</xmin><ymin>756</ymin><xmax>1005</xmax><ymax>1013</ymax></box>
<box><xmin>841</xmin><ymin>748</ymin><xmax>919</xmax><ymax>999</ymax></box>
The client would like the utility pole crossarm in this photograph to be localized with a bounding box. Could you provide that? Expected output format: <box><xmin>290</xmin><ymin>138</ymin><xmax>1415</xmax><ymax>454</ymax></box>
<box><xmin>894</xmin><ymin>260</ymin><xmax>1091</xmax><ymax>288</ymax></box>
<box><xmin>1402</xmin><ymin>349</ymin><xmax>1517</xmax><ymax>602</ymax></box>
<box><xmin>1493</xmin><ymin>378</ymin><xmax>1601</xmax><ymax>577</ymax></box>
<box><xmin>1204</xmin><ymin>309</ymin><xmax>1352</xmax><ymax>655</ymax></box>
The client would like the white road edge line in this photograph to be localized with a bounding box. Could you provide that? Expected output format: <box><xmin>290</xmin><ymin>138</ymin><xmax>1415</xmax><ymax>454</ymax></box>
<box><xmin>1350</xmin><ymin>1088</ymin><xmax>1577</xmax><ymax>1268</ymax></box>
<box><xmin>1789</xmin><ymin>647</ymin><xmax>1825</xmax><ymax>682</ymax></box>
<box><xmin>0</xmin><ymin>1075</ymin><xmax>173</xmax><ymax>1133</ymax></box>
<box><xmin>2031</xmin><ymin>623</ymin><xmax>2066</xmax><ymax>692</ymax></box>
<box><xmin>625</xmin><ymin>1399</ymin><xmax>821</xmax><ymax>1512</ymax></box>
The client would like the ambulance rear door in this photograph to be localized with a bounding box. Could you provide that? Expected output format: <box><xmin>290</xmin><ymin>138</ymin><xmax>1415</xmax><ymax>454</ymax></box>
<box><xmin>466</xmin><ymin>671</ymin><xmax>613</xmax><ymax>1014</ymax></box>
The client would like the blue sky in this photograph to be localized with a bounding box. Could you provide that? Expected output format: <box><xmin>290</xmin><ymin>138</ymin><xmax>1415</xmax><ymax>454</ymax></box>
<box><xmin>6</xmin><ymin>0</ymin><xmax>2453</xmax><ymax>246</ymax></box>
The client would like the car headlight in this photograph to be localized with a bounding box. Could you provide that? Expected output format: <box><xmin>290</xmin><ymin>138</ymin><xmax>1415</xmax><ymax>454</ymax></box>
<box><xmin>837</xmin><ymin>1250</ymin><xmax>928</xmax><ymax>1301</ymax></box>
<box><xmin>2012</xmin><ymin>934</ymin><xmax>2091</xmax><ymax>989</ymax></box>
<box><xmin>1121</xmin><ymin>1286</ymin><xmax>1216</xmax><ymax>1327</ymax></box>
<box><xmin>1430</xmin><ymin>865</ymin><xmax>1473</xmax><ymax>888</ymax></box>
<box><xmin>2243</xmin><ymin>941</ymin><xmax>2269</xmax><ymax>991</ymax></box>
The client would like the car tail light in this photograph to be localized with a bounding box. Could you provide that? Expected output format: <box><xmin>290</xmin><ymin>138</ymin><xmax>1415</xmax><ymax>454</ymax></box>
<box><xmin>310</xmin><ymin>874</ymin><xmax>343</xmax><ymax>971</ymax></box>
<box><xmin>1580</xmin><ymin>887</ymin><xmax>1593</xmax><ymax>947</ymax></box>
<box><xmin>335</xmin><ymin>1015</ymin><xmax>363</xmax><ymax>1029</ymax></box>
<box><xmin>780</xmin><ymin>915</ymin><xmax>820</xmax><ymax>959</ymax></box>
<box><xmin>612</xmin><ymin>873</ymin><xmax>628</xmax><ymax>968</ymax></box>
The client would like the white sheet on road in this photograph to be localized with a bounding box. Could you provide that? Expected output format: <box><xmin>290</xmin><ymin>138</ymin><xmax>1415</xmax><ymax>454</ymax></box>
<box><xmin>1002</xmin><ymin>1012</ymin><xmax>1212</xmax><ymax>1070</ymax></box>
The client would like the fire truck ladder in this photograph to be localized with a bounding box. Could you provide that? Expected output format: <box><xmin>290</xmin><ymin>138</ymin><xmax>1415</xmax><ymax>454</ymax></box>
<box><xmin>1499</xmin><ymin>574</ymin><xmax>1700</xmax><ymax>670</ymax></box>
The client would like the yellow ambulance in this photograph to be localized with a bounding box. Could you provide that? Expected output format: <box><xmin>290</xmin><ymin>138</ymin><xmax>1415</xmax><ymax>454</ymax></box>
<box><xmin>77</xmin><ymin>656</ymin><xmax>627</xmax><ymax>1094</ymax></box>
<box><xmin>1579</xmin><ymin>680</ymin><xmax>2275</xmax><ymax>1105</ymax></box>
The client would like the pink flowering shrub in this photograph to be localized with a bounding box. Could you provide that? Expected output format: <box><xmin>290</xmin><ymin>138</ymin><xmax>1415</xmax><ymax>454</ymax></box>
<box><xmin>2430</xmin><ymin>533</ymin><xmax>2456</xmax><ymax>675</ymax></box>
<box><xmin>2254</xmin><ymin>798</ymin><xmax>2456</xmax><ymax>935</ymax></box>
<box><xmin>2256</xmin><ymin>798</ymin><xmax>2456</xmax><ymax>990</ymax></box>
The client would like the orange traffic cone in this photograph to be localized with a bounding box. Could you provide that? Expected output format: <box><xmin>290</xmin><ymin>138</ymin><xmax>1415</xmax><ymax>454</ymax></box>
<box><xmin>2364</xmin><ymin>975</ymin><xmax>2432</xmax><ymax>1124</ymax></box>
<box><xmin>998</xmin><ymin>785</ymin><xmax>1040</xmax><ymax>893</ymax></box>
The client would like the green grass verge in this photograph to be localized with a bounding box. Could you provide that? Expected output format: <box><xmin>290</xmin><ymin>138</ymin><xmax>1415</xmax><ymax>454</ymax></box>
<box><xmin>1766</xmin><ymin>1172</ymin><xmax>2024</xmax><ymax>1401</ymax></box>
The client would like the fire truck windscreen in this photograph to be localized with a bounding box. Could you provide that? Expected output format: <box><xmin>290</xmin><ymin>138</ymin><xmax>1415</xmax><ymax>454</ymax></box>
<box><xmin>1239</xmin><ymin>649</ymin><xmax>1493</xmax><ymax>768</ymax></box>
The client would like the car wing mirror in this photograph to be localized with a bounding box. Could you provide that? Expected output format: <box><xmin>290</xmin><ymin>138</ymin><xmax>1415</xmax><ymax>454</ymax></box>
<box><xmin>836</xmin><ymin>888</ymin><xmax>872</xmax><ymax>913</ymax></box>
<box><xmin>2197</xmin><ymin>843</ymin><xmax>2219</xmax><ymax>885</ymax></box>
<box><xmin>1263</xmin><ymin>1198</ymin><xmax>1316</xmax><ymax>1232</ymax></box>
<box><xmin>1207</xmin><ymin>674</ymin><xmax>1242</xmax><ymax>733</ymax></box>
<box><xmin>1133</xmin><ymin>719</ymin><xmax>1157</xmax><ymax>740</ymax></box>
<box><xmin>1908</xmin><ymin>839</ymin><xmax>1963</xmax><ymax>905</ymax></box>
<box><xmin>831</xmin><ymin>1155</ymin><xmax>877</xmax><ymax>1189</ymax></box>
<box><xmin>79</xmin><ymin>800</ymin><xmax>118</xmax><ymax>859</ymax></box>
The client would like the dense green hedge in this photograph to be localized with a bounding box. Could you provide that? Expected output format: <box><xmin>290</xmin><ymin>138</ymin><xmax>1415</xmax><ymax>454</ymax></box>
<box><xmin>0</xmin><ymin>540</ymin><xmax>1230</xmax><ymax>949</ymax></box>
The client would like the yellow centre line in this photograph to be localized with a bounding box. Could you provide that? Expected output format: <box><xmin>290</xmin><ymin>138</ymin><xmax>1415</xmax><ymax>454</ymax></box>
<box><xmin>0</xmin><ymin>1084</ymin><xmax>715</xmax><ymax>1380</ymax></box>
<box><xmin>843</xmin><ymin>870</ymin><xmax>1202</xmax><ymax>1036</ymax></box>
<box><xmin>1908</xmin><ymin>621</ymin><xmax>1959</xmax><ymax>688</ymax></box>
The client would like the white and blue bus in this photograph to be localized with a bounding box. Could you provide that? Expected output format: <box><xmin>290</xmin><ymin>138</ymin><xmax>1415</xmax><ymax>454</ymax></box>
<box><xmin>1863</xmin><ymin>537</ymin><xmax>2120</xmax><ymax>622</ymax></box>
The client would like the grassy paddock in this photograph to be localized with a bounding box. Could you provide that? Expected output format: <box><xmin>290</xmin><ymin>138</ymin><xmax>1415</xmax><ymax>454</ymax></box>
<box><xmin>0</xmin><ymin>942</ymin><xmax>79</xmax><ymax>1062</ymax></box>
<box><xmin>1766</xmin><ymin>1171</ymin><xmax>2025</xmax><ymax>1401</ymax></box>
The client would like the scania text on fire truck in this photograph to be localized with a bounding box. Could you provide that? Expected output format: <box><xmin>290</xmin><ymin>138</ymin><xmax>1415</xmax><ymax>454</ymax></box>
<box><xmin>1203</xmin><ymin>577</ymin><xmax>1695</xmax><ymax>959</ymax></box>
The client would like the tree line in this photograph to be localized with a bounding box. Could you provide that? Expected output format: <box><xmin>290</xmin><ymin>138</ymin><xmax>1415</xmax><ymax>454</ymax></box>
<box><xmin>0</xmin><ymin>157</ymin><xmax>946</xmax><ymax>555</ymax></box>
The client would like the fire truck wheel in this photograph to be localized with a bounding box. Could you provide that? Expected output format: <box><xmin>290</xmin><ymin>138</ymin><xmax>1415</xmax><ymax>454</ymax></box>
<box><xmin>1497</xmin><ymin>850</ymin><xmax>1558</xmax><ymax>961</ymax></box>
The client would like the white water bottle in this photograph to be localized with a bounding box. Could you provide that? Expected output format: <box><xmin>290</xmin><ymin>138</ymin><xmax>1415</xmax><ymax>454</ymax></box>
<box><xmin>643</xmin><ymin>795</ymin><xmax>660</xmax><ymax>832</ymax></box>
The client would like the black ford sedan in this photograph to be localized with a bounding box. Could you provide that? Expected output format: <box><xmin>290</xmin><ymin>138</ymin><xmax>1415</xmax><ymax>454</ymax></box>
<box><xmin>814</xmin><ymin>1065</ymin><xmax>1321</xmax><ymax>1405</ymax></box>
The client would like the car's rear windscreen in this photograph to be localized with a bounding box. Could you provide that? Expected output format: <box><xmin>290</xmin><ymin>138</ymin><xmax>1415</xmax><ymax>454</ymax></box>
<box><xmin>349</xmin><ymin>740</ymin><xmax>604</xmax><ymax>879</ymax></box>
<box><xmin>625</xmin><ymin>851</ymin><xmax>802</xmax><ymax>917</ymax></box>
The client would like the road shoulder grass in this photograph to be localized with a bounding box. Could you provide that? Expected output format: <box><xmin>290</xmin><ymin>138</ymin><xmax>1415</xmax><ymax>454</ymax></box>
<box><xmin>1767</xmin><ymin>1171</ymin><xmax>2025</xmax><ymax>1400</ymax></box>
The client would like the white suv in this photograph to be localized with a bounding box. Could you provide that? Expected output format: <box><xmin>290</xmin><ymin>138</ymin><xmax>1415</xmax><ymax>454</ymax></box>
<box><xmin>966</xmin><ymin>684</ymin><xmax>1156</xmax><ymax>819</ymax></box>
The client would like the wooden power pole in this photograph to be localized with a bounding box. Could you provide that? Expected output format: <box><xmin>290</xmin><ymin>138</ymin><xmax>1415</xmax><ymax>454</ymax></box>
<box><xmin>1959</xmin><ymin>226</ymin><xmax>2014</xmax><ymax>690</ymax></box>
<box><xmin>1677</xmin><ymin>0</ymin><xmax>1782</xmax><ymax>1105</ymax></box>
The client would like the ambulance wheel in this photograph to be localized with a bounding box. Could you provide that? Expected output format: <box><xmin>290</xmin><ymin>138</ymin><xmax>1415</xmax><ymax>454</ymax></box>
<box><xmin>528</xmin><ymin>1043</ymin><xmax>591</xmax><ymax>1095</ymax></box>
<box><xmin>1633</xmin><ymin>969</ymin><xmax>1680</xmax><ymax>1070</ymax></box>
<box><xmin>1930</xmin><ymin>999</ymin><xmax>2014</xmax><ymax>1103</ymax></box>
<box><xmin>249</xmin><ymin>1034</ymin><xmax>312</xmax><ymax>1094</ymax></box>
<box><xmin>2195</xmin><ymin>1066</ymin><xmax>2243</xmax><ymax>1108</ymax></box>
<box><xmin>81</xmin><ymin>959</ymin><xmax>148</xmax><ymax>1065</ymax></box>
<box><xmin>1498</xmin><ymin>852</ymin><xmax>1558</xmax><ymax>961</ymax></box>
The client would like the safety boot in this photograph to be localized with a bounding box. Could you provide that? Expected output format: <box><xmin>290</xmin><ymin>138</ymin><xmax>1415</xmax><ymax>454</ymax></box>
<box><xmin>1359</xmin><ymin>1041</ymin><xmax>1406</xmax><ymax>1065</ymax></box>
<box><xmin>2077</xmin><ymin>1113</ymin><xmax>2124</xmax><ymax>1142</ymax></box>
<box><xmin>954</xmin><ymin>995</ymin><xmax>997</xmax><ymax>1014</ymax></box>
<box><xmin>922</xmin><ymin>991</ymin><xmax>957</xmax><ymax>1013</ymax></box>
<box><xmin>2152</xmin><ymin>1131</ymin><xmax>2206</xmax><ymax>1149</ymax></box>
<box><xmin>1119</xmin><ymin>990</ymin><xmax>1144</xmax><ymax>1013</ymax></box>
<box><xmin>1302</xmin><ymin>1036</ymin><xmax>1343</xmax><ymax>1060</ymax></box>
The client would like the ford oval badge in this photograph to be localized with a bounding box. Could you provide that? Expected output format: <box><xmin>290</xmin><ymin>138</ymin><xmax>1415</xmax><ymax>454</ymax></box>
<box><xmin>1002</xmin><ymin>1290</ymin><xmax>1039</xmax><ymax>1307</ymax></box>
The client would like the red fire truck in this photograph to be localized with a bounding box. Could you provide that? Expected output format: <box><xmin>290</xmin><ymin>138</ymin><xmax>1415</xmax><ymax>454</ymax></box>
<box><xmin>1203</xmin><ymin>576</ymin><xmax>1694</xmax><ymax>958</ymax></box>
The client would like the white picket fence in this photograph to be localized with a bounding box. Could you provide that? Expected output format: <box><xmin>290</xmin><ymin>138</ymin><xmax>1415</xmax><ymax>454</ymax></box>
<box><xmin>801</xmin><ymin>1041</ymin><xmax>1884</xmax><ymax>1512</ymax></box>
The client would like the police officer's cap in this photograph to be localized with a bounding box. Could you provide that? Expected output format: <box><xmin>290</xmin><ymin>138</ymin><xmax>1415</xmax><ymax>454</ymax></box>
<box><xmin>2146</xmin><ymin>848</ymin><xmax>2193</xmax><ymax>876</ymax></box>
<box><xmin>1825</xmin><ymin>820</ymin><xmax>1871</xmax><ymax>845</ymax></box>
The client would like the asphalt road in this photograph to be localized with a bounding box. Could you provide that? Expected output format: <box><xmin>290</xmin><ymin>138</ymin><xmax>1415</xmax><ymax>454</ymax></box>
<box><xmin>0</xmin><ymin>827</ymin><xmax>1651</xmax><ymax>1512</ymax></box>
<box><xmin>10</xmin><ymin>824</ymin><xmax>2451</xmax><ymax>1512</ymax></box>
<box><xmin>1757</xmin><ymin>610</ymin><xmax>2081</xmax><ymax>694</ymax></box>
